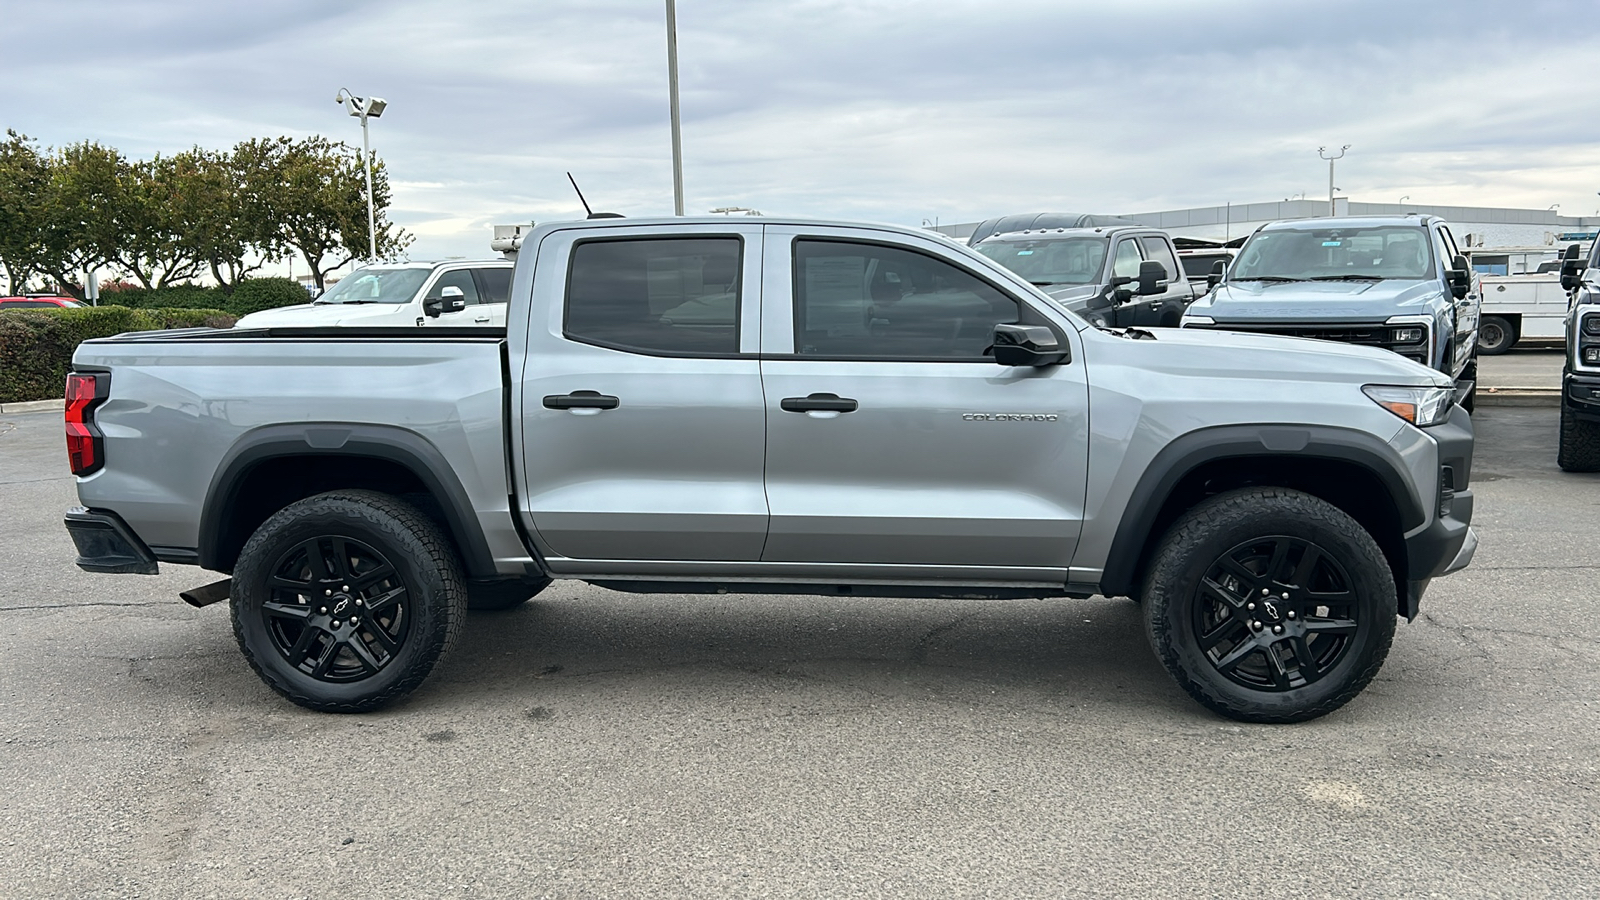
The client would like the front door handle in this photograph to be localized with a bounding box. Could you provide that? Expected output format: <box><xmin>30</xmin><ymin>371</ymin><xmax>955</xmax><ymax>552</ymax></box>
<box><xmin>543</xmin><ymin>390</ymin><xmax>620</xmax><ymax>410</ymax></box>
<box><xmin>780</xmin><ymin>392</ymin><xmax>858</xmax><ymax>413</ymax></box>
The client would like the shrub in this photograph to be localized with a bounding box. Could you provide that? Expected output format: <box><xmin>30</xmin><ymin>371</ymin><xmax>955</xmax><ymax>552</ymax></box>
<box><xmin>0</xmin><ymin>306</ymin><xmax>235</xmax><ymax>404</ymax></box>
<box><xmin>95</xmin><ymin>284</ymin><xmax>229</xmax><ymax>310</ymax></box>
<box><xmin>228</xmin><ymin>277</ymin><xmax>311</xmax><ymax>317</ymax></box>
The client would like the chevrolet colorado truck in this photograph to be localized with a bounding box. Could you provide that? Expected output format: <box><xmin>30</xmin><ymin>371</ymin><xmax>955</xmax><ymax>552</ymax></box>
<box><xmin>1181</xmin><ymin>215</ymin><xmax>1481</xmax><ymax>411</ymax></box>
<box><xmin>1558</xmin><ymin>242</ymin><xmax>1600</xmax><ymax>471</ymax></box>
<box><xmin>62</xmin><ymin>216</ymin><xmax>1477</xmax><ymax>723</ymax></box>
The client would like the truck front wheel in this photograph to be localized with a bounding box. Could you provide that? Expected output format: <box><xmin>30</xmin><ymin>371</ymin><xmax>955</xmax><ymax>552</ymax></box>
<box><xmin>1557</xmin><ymin>402</ymin><xmax>1600</xmax><ymax>472</ymax></box>
<box><xmin>230</xmin><ymin>490</ymin><xmax>467</xmax><ymax>712</ymax></box>
<box><xmin>1142</xmin><ymin>488</ymin><xmax>1396</xmax><ymax>723</ymax></box>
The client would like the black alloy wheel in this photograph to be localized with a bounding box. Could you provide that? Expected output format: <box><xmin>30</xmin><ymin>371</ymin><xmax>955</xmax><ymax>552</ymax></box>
<box><xmin>231</xmin><ymin>490</ymin><xmax>466</xmax><ymax>712</ymax></box>
<box><xmin>1143</xmin><ymin>487</ymin><xmax>1396</xmax><ymax>723</ymax></box>
<box><xmin>261</xmin><ymin>535</ymin><xmax>410</xmax><ymax>682</ymax></box>
<box><xmin>1191</xmin><ymin>536</ymin><xmax>1358</xmax><ymax>692</ymax></box>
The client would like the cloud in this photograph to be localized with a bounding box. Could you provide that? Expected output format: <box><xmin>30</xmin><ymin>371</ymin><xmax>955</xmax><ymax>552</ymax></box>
<box><xmin>3</xmin><ymin>0</ymin><xmax>1597</xmax><ymax>263</ymax></box>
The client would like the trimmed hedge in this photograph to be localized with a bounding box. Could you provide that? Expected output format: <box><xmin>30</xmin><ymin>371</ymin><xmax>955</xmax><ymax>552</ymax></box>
<box><xmin>97</xmin><ymin>277</ymin><xmax>310</xmax><ymax>316</ymax></box>
<box><xmin>228</xmin><ymin>277</ymin><xmax>313</xmax><ymax>316</ymax></box>
<box><xmin>0</xmin><ymin>306</ymin><xmax>236</xmax><ymax>404</ymax></box>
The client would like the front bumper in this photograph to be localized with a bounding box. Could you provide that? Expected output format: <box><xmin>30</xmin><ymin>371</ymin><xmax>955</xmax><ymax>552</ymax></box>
<box><xmin>1566</xmin><ymin>372</ymin><xmax>1600</xmax><ymax>422</ymax></box>
<box><xmin>64</xmin><ymin>507</ymin><xmax>159</xmax><ymax>575</ymax></box>
<box><xmin>1399</xmin><ymin>404</ymin><xmax>1475</xmax><ymax>618</ymax></box>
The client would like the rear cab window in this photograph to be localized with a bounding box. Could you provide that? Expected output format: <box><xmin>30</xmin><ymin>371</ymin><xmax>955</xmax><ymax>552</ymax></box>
<box><xmin>564</xmin><ymin>237</ymin><xmax>742</xmax><ymax>355</ymax></box>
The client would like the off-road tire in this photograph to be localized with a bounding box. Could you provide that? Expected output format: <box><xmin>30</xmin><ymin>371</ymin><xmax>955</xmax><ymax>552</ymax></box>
<box><xmin>1476</xmin><ymin>316</ymin><xmax>1514</xmax><ymax>355</ymax></box>
<box><xmin>1142</xmin><ymin>487</ymin><xmax>1396</xmax><ymax>724</ymax></box>
<box><xmin>467</xmin><ymin>577</ymin><xmax>552</xmax><ymax>611</ymax></box>
<box><xmin>1557</xmin><ymin>402</ymin><xmax>1600</xmax><ymax>472</ymax></box>
<box><xmin>231</xmin><ymin>490</ymin><xmax>467</xmax><ymax>712</ymax></box>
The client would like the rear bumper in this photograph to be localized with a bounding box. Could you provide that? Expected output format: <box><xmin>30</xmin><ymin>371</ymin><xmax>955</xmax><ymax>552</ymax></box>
<box><xmin>64</xmin><ymin>507</ymin><xmax>159</xmax><ymax>575</ymax></box>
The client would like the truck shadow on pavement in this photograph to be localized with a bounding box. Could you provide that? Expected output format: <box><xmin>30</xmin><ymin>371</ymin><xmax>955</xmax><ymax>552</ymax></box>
<box><xmin>429</xmin><ymin>585</ymin><xmax>1188</xmax><ymax>716</ymax></box>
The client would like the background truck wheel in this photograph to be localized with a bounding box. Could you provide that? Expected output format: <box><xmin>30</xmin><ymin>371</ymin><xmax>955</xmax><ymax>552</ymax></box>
<box><xmin>1475</xmin><ymin>316</ymin><xmax>1514</xmax><ymax>355</ymax></box>
<box><xmin>1557</xmin><ymin>403</ymin><xmax>1600</xmax><ymax>472</ymax></box>
<box><xmin>467</xmin><ymin>577</ymin><xmax>552</xmax><ymax>611</ymax></box>
<box><xmin>1141</xmin><ymin>487</ymin><xmax>1396</xmax><ymax>724</ymax></box>
<box><xmin>230</xmin><ymin>489</ymin><xmax>467</xmax><ymax>713</ymax></box>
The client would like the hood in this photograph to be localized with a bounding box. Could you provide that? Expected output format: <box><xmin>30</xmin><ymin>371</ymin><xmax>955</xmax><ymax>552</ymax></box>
<box><xmin>1093</xmin><ymin>325</ymin><xmax>1449</xmax><ymax>388</ymax></box>
<box><xmin>1041</xmin><ymin>283</ymin><xmax>1103</xmax><ymax>311</ymax></box>
<box><xmin>1190</xmin><ymin>278</ymin><xmax>1441</xmax><ymax>322</ymax></box>
<box><xmin>233</xmin><ymin>302</ymin><xmax>418</xmax><ymax>328</ymax></box>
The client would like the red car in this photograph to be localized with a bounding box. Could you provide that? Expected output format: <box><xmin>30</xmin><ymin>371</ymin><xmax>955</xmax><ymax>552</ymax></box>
<box><xmin>0</xmin><ymin>295</ymin><xmax>84</xmax><ymax>309</ymax></box>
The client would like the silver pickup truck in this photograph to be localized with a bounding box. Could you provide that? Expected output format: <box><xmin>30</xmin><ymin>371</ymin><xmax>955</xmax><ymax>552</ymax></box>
<box><xmin>62</xmin><ymin>216</ymin><xmax>1477</xmax><ymax>723</ymax></box>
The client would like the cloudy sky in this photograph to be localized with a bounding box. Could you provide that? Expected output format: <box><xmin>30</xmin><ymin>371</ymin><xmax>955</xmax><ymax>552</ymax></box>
<box><xmin>3</xmin><ymin>0</ymin><xmax>1597</xmax><ymax>264</ymax></box>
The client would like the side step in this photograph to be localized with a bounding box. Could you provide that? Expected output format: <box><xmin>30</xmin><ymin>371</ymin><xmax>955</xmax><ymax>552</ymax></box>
<box><xmin>180</xmin><ymin>578</ymin><xmax>232</xmax><ymax>608</ymax></box>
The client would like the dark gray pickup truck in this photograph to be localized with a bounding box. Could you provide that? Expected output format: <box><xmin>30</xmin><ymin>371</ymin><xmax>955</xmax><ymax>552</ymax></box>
<box><xmin>62</xmin><ymin>216</ymin><xmax>1476</xmax><ymax>723</ymax></box>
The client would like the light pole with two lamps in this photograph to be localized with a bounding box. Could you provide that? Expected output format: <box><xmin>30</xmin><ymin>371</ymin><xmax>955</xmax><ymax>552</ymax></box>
<box><xmin>1318</xmin><ymin>145</ymin><xmax>1350</xmax><ymax>216</ymax></box>
<box><xmin>335</xmin><ymin>88</ymin><xmax>387</xmax><ymax>261</ymax></box>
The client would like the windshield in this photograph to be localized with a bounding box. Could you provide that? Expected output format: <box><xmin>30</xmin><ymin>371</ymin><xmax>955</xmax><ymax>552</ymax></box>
<box><xmin>975</xmin><ymin>237</ymin><xmax>1108</xmax><ymax>286</ymax></box>
<box><xmin>1230</xmin><ymin>226</ymin><xmax>1434</xmax><ymax>281</ymax></box>
<box><xmin>315</xmin><ymin>267</ymin><xmax>431</xmax><ymax>304</ymax></box>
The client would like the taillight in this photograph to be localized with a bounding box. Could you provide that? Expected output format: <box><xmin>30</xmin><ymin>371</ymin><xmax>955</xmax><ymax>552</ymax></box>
<box><xmin>65</xmin><ymin>372</ymin><xmax>108</xmax><ymax>476</ymax></box>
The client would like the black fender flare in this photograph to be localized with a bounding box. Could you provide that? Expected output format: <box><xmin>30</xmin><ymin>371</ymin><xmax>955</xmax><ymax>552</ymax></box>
<box><xmin>198</xmin><ymin>423</ymin><xmax>497</xmax><ymax>578</ymax></box>
<box><xmin>1097</xmin><ymin>424</ymin><xmax>1426</xmax><ymax>597</ymax></box>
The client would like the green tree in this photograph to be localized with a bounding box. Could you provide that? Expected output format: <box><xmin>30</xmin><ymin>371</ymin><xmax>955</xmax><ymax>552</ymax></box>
<box><xmin>36</xmin><ymin>141</ymin><xmax>131</xmax><ymax>298</ymax></box>
<box><xmin>265</xmin><ymin>136</ymin><xmax>411</xmax><ymax>291</ymax></box>
<box><xmin>0</xmin><ymin>131</ymin><xmax>49</xmax><ymax>294</ymax></box>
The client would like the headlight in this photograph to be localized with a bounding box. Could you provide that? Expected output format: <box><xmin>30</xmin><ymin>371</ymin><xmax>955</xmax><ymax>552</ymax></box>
<box><xmin>1363</xmin><ymin>384</ymin><xmax>1454</xmax><ymax>427</ymax></box>
<box><xmin>1390</xmin><ymin>326</ymin><xmax>1425</xmax><ymax>344</ymax></box>
<box><xmin>1583</xmin><ymin>316</ymin><xmax>1600</xmax><ymax>335</ymax></box>
<box><xmin>1181</xmin><ymin>314</ymin><xmax>1214</xmax><ymax>326</ymax></box>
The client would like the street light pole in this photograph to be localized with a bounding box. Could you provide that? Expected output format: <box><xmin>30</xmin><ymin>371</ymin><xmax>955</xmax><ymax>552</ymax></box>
<box><xmin>336</xmin><ymin>88</ymin><xmax>388</xmax><ymax>261</ymax></box>
<box><xmin>1318</xmin><ymin>145</ymin><xmax>1349</xmax><ymax>216</ymax></box>
<box><xmin>665</xmin><ymin>0</ymin><xmax>684</xmax><ymax>216</ymax></box>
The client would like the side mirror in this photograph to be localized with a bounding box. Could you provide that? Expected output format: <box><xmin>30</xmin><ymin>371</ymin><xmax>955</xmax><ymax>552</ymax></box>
<box><xmin>1561</xmin><ymin>245</ymin><xmax>1584</xmax><ymax>292</ymax></box>
<box><xmin>424</xmin><ymin>286</ymin><xmax>468</xmax><ymax>318</ymax></box>
<box><xmin>1137</xmin><ymin>260</ymin><xmax>1167</xmax><ymax>295</ymax></box>
<box><xmin>1206</xmin><ymin>259</ymin><xmax>1226</xmax><ymax>290</ymax></box>
<box><xmin>1108</xmin><ymin>275</ymin><xmax>1133</xmax><ymax>304</ymax></box>
<box><xmin>1447</xmin><ymin>254</ymin><xmax>1472</xmax><ymax>300</ymax></box>
<box><xmin>990</xmin><ymin>323</ymin><xmax>1068</xmax><ymax>367</ymax></box>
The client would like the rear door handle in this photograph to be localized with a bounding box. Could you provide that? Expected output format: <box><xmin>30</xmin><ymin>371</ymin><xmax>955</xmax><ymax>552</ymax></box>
<box><xmin>780</xmin><ymin>392</ymin><xmax>858</xmax><ymax>413</ymax></box>
<box><xmin>543</xmin><ymin>390</ymin><xmax>620</xmax><ymax>410</ymax></box>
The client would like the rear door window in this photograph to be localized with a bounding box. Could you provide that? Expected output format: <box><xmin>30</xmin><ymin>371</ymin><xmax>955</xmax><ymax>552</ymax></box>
<box><xmin>565</xmin><ymin>237</ymin><xmax>741</xmax><ymax>355</ymax></box>
<box><xmin>476</xmin><ymin>267</ymin><xmax>512</xmax><ymax>304</ymax></box>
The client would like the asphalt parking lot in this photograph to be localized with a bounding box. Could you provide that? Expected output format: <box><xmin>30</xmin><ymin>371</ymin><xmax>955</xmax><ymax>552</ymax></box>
<box><xmin>2</xmin><ymin>381</ymin><xmax>1598</xmax><ymax>898</ymax></box>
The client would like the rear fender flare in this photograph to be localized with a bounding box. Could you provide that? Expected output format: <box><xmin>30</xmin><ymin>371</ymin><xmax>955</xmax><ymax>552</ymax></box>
<box><xmin>198</xmin><ymin>423</ymin><xmax>495</xmax><ymax>578</ymax></box>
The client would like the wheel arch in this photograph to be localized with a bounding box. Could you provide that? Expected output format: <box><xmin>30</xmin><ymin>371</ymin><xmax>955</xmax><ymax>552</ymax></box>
<box><xmin>198</xmin><ymin>423</ymin><xmax>497</xmax><ymax>578</ymax></box>
<box><xmin>1099</xmin><ymin>425</ymin><xmax>1423</xmax><ymax>606</ymax></box>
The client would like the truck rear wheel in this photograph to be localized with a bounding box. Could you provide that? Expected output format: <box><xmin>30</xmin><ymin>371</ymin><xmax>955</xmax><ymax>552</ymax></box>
<box><xmin>1476</xmin><ymin>316</ymin><xmax>1514</xmax><ymax>355</ymax></box>
<box><xmin>230</xmin><ymin>490</ymin><xmax>467</xmax><ymax>712</ymax></box>
<box><xmin>1141</xmin><ymin>488</ymin><xmax>1396</xmax><ymax>723</ymax></box>
<box><xmin>1557</xmin><ymin>402</ymin><xmax>1600</xmax><ymax>472</ymax></box>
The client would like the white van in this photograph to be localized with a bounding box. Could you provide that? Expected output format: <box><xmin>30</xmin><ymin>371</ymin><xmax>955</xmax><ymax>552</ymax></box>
<box><xmin>235</xmin><ymin>260</ymin><xmax>514</xmax><ymax>329</ymax></box>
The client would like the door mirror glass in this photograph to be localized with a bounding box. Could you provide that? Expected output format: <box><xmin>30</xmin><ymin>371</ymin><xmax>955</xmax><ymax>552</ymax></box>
<box><xmin>1137</xmin><ymin>260</ymin><xmax>1166</xmax><ymax>295</ymax></box>
<box><xmin>990</xmin><ymin>323</ymin><xmax>1068</xmax><ymax>367</ymax></box>
<box><xmin>1561</xmin><ymin>259</ymin><xmax>1583</xmax><ymax>292</ymax></box>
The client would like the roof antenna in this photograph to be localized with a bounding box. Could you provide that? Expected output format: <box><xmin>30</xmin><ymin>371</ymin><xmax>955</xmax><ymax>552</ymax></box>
<box><xmin>567</xmin><ymin>172</ymin><xmax>624</xmax><ymax>219</ymax></box>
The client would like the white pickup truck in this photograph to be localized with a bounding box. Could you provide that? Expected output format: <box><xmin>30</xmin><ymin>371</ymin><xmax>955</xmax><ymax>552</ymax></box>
<box><xmin>236</xmin><ymin>259</ymin><xmax>514</xmax><ymax>329</ymax></box>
